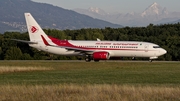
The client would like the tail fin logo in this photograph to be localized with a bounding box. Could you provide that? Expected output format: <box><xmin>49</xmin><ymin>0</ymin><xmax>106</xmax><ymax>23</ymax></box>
<box><xmin>31</xmin><ymin>26</ymin><xmax>38</xmax><ymax>33</ymax></box>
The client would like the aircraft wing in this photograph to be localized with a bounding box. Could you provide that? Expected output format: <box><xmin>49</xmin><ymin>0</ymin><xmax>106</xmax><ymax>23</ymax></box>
<box><xmin>52</xmin><ymin>45</ymin><xmax>95</xmax><ymax>53</ymax></box>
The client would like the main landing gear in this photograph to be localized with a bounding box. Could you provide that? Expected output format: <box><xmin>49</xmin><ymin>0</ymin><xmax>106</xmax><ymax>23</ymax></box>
<box><xmin>85</xmin><ymin>55</ymin><xmax>100</xmax><ymax>62</ymax></box>
<box><xmin>85</xmin><ymin>55</ymin><xmax>91</xmax><ymax>62</ymax></box>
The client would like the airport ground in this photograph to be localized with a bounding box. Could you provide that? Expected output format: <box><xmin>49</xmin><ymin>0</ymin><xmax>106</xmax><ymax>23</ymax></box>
<box><xmin>0</xmin><ymin>60</ymin><xmax>180</xmax><ymax>101</ymax></box>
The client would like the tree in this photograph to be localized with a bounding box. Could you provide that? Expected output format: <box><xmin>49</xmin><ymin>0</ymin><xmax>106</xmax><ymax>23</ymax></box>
<box><xmin>4</xmin><ymin>47</ymin><xmax>23</xmax><ymax>60</ymax></box>
<box><xmin>0</xmin><ymin>47</ymin><xmax>2</xmax><ymax>60</ymax></box>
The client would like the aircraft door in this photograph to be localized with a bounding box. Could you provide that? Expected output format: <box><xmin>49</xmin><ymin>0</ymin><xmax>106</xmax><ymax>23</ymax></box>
<box><xmin>144</xmin><ymin>44</ymin><xmax>149</xmax><ymax>52</ymax></box>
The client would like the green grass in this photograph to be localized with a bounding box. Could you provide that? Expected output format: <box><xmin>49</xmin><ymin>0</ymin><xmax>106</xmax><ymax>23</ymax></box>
<box><xmin>1</xmin><ymin>61</ymin><xmax>180</xmax><ymax>101</ymax></box>
<box><xmin>0</xmin><ymin>61</ymin><xmax>180</xmax><ymax>86</ymax></box>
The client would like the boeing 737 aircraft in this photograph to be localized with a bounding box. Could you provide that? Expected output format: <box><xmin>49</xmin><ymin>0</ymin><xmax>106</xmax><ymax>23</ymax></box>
<box><xmin>13</xmin><ymin>13</ymin><xmax>167</xmax><ymax>62</ymax></box>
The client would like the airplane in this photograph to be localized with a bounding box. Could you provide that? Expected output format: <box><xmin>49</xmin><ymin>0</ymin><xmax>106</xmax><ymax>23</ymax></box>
<box><xmin>13</xmin><ymin>13</ymin><xmax>167</xmax><ymax>62</ymax></box>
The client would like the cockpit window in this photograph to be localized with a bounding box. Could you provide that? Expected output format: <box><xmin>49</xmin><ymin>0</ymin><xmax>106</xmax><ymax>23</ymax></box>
<box><xmin>153</xmin><ymin>46</ymin><xmax>161</xmax><ymax>48</ymax></box>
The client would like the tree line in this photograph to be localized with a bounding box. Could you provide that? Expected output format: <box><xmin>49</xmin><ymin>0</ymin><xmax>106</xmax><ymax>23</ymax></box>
<box><xmin>0</xmin><ymin>23</ymin><xmax>180</xmax><ymax>61</ymax></box>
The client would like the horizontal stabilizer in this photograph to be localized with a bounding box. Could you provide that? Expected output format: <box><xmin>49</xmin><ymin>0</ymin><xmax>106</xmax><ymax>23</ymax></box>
<box><xmin>11</xmin><ymin>39</ymin><xmax>38</xmax><ymax>44</ymax></box>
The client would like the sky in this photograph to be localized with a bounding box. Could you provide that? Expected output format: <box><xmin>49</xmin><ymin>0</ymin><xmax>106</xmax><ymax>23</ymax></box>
<box><xmin>32</xmin><ymin>0</ymin><xmax>180</xmax><ymax>13</ymax></box>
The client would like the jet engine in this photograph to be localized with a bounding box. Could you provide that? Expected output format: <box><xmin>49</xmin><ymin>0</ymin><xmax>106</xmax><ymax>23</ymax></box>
<box><xmin>93</xmin><ymin>52</ymin><xmax>110</xmax><ymax>61</ymax></box>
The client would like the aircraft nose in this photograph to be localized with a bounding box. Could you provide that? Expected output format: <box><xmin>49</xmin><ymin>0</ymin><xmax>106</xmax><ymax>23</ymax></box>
<box><xmin>161</xmin><ymin>48</ymin><xmax>167</xmax><ymax>55</ymax></box>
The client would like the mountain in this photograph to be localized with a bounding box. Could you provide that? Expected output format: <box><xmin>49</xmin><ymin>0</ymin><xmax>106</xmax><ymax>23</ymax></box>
<box><xmin>88</xmin><ymin>7</ymin><xmax>108</xmax><ymax>15</ymax></box>
<box><xmin>0</xmin><ymin>0</ymin><xmax>122</xmax><ymax>33</ymax></box>
<box><xmin>141</xmin><ymin>2</ymin><xmax>167</xmax><ymax>17</ymax></box>
<box><xmin>74</xmin><ymin>7</ymin><xmax>110</xmax><ymax>21</ymax></box>
<box><xmin>74</xmin><ymin>7</ymin><xmax>109</xmax><ymax>15</ymax></box>
<box><xmin>74</xmin><ymin>2</ymin><xmax>180</xmax><ymax>27</ymax></box>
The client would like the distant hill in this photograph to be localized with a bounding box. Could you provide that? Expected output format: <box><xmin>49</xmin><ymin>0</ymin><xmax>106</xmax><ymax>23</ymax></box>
<box><xmin>0</xmin><ymin>0</ymin><xmax>122</xmax><ymax>33</ymax></box>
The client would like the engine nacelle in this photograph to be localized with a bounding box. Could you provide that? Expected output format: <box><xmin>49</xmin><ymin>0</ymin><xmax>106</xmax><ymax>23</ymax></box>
<box><xmin>93</xmin><ymin>52</ymin><xmax>110</xmax><ymax>60</ymax></box>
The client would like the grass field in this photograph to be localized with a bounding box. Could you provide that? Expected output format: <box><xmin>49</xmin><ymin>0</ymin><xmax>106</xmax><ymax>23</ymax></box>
<box><xmin>0</xmin><ymin>60</ymin><xmax>180</xmax><ymax>101</ymax></box>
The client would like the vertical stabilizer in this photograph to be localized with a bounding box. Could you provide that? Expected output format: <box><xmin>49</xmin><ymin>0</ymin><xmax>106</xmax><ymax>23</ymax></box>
<box><xmin>24</xmin><ymin>13</ymin><xmax>50</xmax><ymax>42</ymax></box>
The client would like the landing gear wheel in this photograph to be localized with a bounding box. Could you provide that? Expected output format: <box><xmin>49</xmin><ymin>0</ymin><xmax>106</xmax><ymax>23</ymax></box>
<box><xmin>85</xmin><ymin>58</ymin><xmax>91</xmax><ymax>62</ymax></box>
<box><xmin>85</xmin><ymin>56</ymin><xmax>91</xmax><ymax>62</ymax></box>
<box><xmin>149</xmin><ymin>59</ymin><xmax>153</xmax><ymax>62</ymax></box>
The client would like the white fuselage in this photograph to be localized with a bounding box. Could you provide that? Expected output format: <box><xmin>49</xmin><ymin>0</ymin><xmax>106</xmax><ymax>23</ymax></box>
<box><xmin>30</xmin><ymin>40</ymin><xmax>167</xmax><ymax>59</ymax></box>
